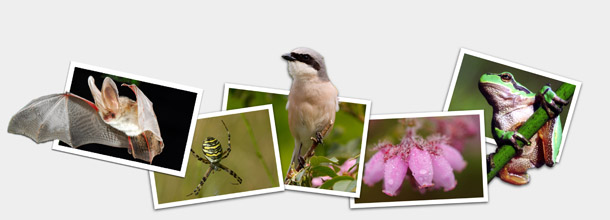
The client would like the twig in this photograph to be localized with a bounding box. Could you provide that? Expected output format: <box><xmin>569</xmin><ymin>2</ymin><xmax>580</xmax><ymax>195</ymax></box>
<box><xmin>298</xmin><ymin>120</ymin><xmax>334</xmax><ymax>171</ymax></box>
<box><xmin>487</xmin><ymin>83</ymin><xmax>576</xmax><ymax>182</ymax></box>
<box><xmin>285</xmin><ymin>120</ymin><xmax>334</xmax><ymax>184</ymax></box>
<box><xmin>302</xmin><ymin>120</ymin><xmax>334</xmax><ymax>162</ymax></box>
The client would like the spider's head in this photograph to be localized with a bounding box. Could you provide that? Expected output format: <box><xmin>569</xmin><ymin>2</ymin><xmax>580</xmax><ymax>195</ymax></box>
<box><xmin>202</xmin><ymin>136</ymin><xmax>223</xmax><ymax>163</ymax></box>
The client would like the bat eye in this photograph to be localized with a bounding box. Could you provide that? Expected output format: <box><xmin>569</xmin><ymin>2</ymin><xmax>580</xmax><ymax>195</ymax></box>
<box><xmin>103</xmin><ymin>112</ymin><xmax>116</xmax><ymax>121</ymax></box>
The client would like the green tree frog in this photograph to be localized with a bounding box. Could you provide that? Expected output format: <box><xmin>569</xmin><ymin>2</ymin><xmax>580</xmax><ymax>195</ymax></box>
<box><xmin>479</xmin><ymin>72</ymin><xmax>568</xmax><ymax>185</ymax></box>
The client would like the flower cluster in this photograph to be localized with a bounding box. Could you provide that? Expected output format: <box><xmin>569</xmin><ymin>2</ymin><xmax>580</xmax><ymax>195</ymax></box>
<box><xmin>432</xmin><ymin>116</ymin><xmax>479</xmax><ymax>151</ymax></box>
<box><xmin>363</xmin><ymin>119</ymin><xmax>467</xmax><ymax>196</ymax></box>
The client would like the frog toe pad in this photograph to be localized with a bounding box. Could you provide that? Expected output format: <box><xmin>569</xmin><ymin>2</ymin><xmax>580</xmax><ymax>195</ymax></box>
<box><xmin>499</xmin><ymin>167</ymin><xmax>530</xmax><ymax>185</ymax></box>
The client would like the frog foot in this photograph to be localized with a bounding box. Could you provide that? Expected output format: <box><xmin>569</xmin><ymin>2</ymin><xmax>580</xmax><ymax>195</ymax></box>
<box><xmin>540</xmin><ymin>84</ymin><xmax>569</xmax><ymax>118</ymax></box>
<box><xmin>499</xmin><ymin>157</ymin><xmax>534</xmax><ymax>185</ymax></box>
<box><xmin>499</xmin><ymin>166</ymin><xmax>530</xmax><ymax>185</ymax></box>
<box><xmin>509</xmin><ymin>131</ymin><xmax>531</xmax><ymax>154</ymax></box>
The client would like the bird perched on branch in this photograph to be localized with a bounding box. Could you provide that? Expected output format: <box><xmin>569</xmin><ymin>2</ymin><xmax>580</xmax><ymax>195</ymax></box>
<box><xmin>283</xmin><ymin>47</ymin><xmax>339</xmax><ymax>175</ymax></box>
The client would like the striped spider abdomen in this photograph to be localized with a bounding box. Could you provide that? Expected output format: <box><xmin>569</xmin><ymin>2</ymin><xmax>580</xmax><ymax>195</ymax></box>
<box><xmin>202</xmin><ymin>137</ymin><xmax>223</xmax><ymax>163</ymax></box>
<box><xmin>187</xmin><ymin>120</ymin><xmax>240</xmax><ymax>197</ymax></box>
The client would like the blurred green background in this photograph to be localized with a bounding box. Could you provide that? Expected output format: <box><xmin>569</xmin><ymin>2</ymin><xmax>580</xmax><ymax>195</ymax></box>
<box><xmin>153</xmin><ymin>109</ymin><xmax>279</xmax><ymax>204</ymax></box>
<box><xmin>355</xmin><ymin>116</ymin><xmax>484</xmax><ymax>204</ymax></box>
<box><xmin>226</xmin><ymin>88</ymin><xmax>366</xmax><ymax>179</ymax></box>
<box><xmin>448</xmin><ymin>54</ymin><xmax>573</xmax><ymax>140</ymax></box>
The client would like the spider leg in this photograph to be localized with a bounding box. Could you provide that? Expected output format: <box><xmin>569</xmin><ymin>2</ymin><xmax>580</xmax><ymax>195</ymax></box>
<box><xmin>190</xmin><ymin>149</ymin><xmax>210</xmax><ymax>164</ymax></box>
<box><xmin>187</xmin><ymin>166</ymin><xmax>213</xmax><ymax>196</ymax></box>
<box><xmin>217</xmin><ymin>163</ymin><xmax>242</xmax><ymax>185</ymax></box>
<box><xmin>221</xmin><ymin>120</ymin><xmax>232</xmax><ymax>159</ymax></box>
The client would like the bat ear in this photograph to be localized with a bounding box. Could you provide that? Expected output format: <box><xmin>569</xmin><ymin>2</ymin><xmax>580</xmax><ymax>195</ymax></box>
<box><xmin>101</xmin><ymin>77</ymin><xmax>120</xmax><ymax>112</ymax></box>
<box><xmin>88</xmin><ymin>76</ymin><xmax>104</xmax><ymax>109</ymax></box>
<box><xmin>122</xmin><ymin>83</ymin><xmax>163</xmax><ymax>143</ymax></box>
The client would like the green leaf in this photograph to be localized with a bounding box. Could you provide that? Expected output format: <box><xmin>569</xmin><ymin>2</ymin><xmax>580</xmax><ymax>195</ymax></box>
<box><xmin>333</xmin><ymin>180</ymin><xmax>357</xmax><ymax>192</ymax></box>
<box><xmin>295</xmin><ymin>169</ymin><xmax>306</xmax><ymax>182</ymax></box>
<box><xmin>310</xmin><ymin>156</ymin><xmax>339</xmax><ymax>167</ymax></box>
<box><xmin>331</xmin><ymin>164</ymin><xmax>342</xmax><ymax>172</ymax></box>
<box><xmin>320</xmin><ymin>176</ymin><xmax>354</xmax><ymax>189</ymax></box>
<box><xmin>311</xmin><ymin>166</ymin><xmax>337</xmax><ymax>177</ymax></box>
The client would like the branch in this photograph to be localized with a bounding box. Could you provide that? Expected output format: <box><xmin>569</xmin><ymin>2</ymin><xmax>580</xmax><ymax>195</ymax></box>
<box><xmin>487</xmin><ymin>83</ymin><xmax>577</xmax><ymax>182</ymax></box>
<box><xmin>285</xmin><ymin>120</ymin><xmax>334</xmax><ymax>184</ymax></box>
<box><xmin>297</xmin><ymin>120</ymin><xmax>334</xmax><ymax>171</ymax></box>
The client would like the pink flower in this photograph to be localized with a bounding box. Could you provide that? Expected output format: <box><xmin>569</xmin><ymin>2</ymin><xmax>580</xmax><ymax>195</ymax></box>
<box><xmin>434</xmin><ymin>116</ymin><xmax>479</xmax><ymax>151</ymax></box>
<box><xmin>383</xmin><ymin>155</ymin><xmax>408</xmax><ymax>196</ymax></box>
<box><xmin>312</xmin><ymin>158</ymin><xmax>358</xmax><ymax>187</ymax></box>
<box><xmin>431</xmin><ymin>154</ymin><xmax>457</xmax><ymax>191</ymax></box>
<box><xmin>440</xmin><ymin>143</ymin><xmax>467</xmax><ymax>172</ymax></box>
<box><xmin>408</xmin><ymin>146</ymin><xmax>434</xmax><ymax>188</ymax></box>
<box><xmin>312</xmin><ymin>176</ymin><xmax>331</xmax><ymax>187</ymax></box>
<box><xmin>338</xmin><ymin>158</ymin><xmax>357</xmax><ymax>175</ymax></box>
<box><xmin>363</xmin><ymin>150</ymin><xmax>386</xmax><ymax>187</ymax></box>
<box><xmin>362</xmin><ymin>117</ymin><xmax>474</xmax><ymax>196</ymax></box>
<box><xmin>456</xmin><ymin>116</ymin><xmax>480</xmax><ymax>136</ymax></box>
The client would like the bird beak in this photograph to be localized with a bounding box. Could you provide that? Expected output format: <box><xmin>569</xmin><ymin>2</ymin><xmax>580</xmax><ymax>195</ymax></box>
<box><xmin>282</xmin><ymin>53</ymin><xmax>296</xmax><ymax>61</ymax></box>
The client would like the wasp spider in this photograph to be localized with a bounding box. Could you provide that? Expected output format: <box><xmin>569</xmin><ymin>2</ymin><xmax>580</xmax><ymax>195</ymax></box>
<box><xmin>187</xmin><ymin>120</ymin><xmax>243</xmax><ymax>196</ymax></box>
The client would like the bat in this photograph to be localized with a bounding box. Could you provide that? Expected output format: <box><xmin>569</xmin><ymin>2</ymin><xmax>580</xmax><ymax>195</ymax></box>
<box><xmin>8</xmin><ymin>76</ymin><xmax>164</xmax><ymax>163</ymax></box>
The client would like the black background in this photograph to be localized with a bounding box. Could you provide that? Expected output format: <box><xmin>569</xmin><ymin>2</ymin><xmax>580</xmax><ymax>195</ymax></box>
<box><xmin>57</xmin><ymin>67</ymin><xmax>198</xmax><ymax>171</ymax></box>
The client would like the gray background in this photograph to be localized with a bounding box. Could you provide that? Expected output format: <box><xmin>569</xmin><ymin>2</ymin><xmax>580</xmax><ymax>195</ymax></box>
<box><xmin>0</xmin><ymin>1</ymin><xmax>605</xmax><ymax>219</ymax></box>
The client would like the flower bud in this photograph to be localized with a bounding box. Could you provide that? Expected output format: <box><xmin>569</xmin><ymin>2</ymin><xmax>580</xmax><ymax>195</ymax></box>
<box><xmin>408</xmin><ymin>147</ymin><xmax>434</xmax><ymax>188</ymax></box>
<box><xmin>382</xmin><ymin>155</ymin><xmax>408</xmax><ymax>196</ymax></box>
<box><xmin>363</xmin><ymin>151</ymin><xmax>385</xmax><ymax>187</ymax></box>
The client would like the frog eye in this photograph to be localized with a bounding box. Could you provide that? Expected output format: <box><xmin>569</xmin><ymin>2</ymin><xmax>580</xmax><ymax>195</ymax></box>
<box><xmin>500</xmin><ymin>73</ymin><xmax>512</xmax><ymax>82</ymax></box>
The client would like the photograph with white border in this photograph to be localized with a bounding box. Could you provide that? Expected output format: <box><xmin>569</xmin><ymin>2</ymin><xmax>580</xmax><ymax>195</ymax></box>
<box><xmin>443</xmin><ymin>48</ymin><xmax>581</xmax><ymax>163</ymax></box>
<box><xmin>351</xmin><ymin>110</ymin><xmax>488</xmax><ymax>209</ymax></box>
<box><xmin>222</xmin><ymin>83</ymin><xmax>371</xmax><ymax>198</ymax></box>
<box><xmin>51</xmin><ymin>62</ymin><xmax>202</xmax><ymax>177</ymax></box>
<box><xmin>149</xmin><ymin>105</ymin><xmax>284</xmax><ymax>209</ymax></box>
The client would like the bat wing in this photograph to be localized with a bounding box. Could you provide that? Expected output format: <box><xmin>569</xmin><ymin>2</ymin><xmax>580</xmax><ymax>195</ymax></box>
<box><xmin>8</xmin><ymin>93</ymin><xmax>130</xmax><ymax>148</ymax></box>
<box><xmin>123</xmin><ymin>83</ymin><xmax>164</xmax><ymax>162</ymax></box>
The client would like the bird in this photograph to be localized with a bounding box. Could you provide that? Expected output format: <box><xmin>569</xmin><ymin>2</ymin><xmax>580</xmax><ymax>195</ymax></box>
<box><xmin>283</xmin><ymin>47</ymin><xmax>339</xmax><ymax>174</ymax></box>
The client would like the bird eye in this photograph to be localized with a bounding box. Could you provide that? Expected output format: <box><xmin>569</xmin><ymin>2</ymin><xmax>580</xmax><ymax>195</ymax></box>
<box><xmin>303</xmin><ymin>54</ymin><xmax>311</xmax><ymax>60</ymax></box>
<box><xmin>500</xmin><ymin>73</ymin><xmax>512</xmax><ymax>81</ymax></box>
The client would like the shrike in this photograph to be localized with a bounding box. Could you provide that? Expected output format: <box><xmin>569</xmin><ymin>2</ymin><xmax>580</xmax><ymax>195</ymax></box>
<box><xmin>282</xmin><ymin>47</ymin><xmax>339</xmax><ymax>173</ymax></box>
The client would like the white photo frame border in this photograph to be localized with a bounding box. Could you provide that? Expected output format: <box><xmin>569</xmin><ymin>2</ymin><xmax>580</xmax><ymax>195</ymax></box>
<box><xmin>222</xmin><ymin>83</ymin><xmax>371</xmax><ymax>198</ymax></box>
<box><xmin>442</xmin><ymin>48</ymin><xmax>582</xmax><ymax>162</ymax></box>
<box><xmin>52</xmin><ymin>62</ymin><xmax>203</xmax><ymax>177</ymax></box>
<box><xmin>149</xmin><ymin>104</ymin><xmax>285</xmax><ymax>209</ymax></box>
<box><xmin>349</xmin><ymin>110</ymin><xmax>488</xmax><ymax>209</ymax></box>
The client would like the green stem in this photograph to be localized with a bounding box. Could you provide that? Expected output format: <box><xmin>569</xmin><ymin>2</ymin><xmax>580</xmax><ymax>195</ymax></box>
<box><xmin>487</xmin><ymin>83</ymin><xmax>576</xmax><ymax>182</ymax></box>
<box><xmin>241</xmin><ymin>114</ymin><xmax>277</xmax><ymax>186</ymax></box>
